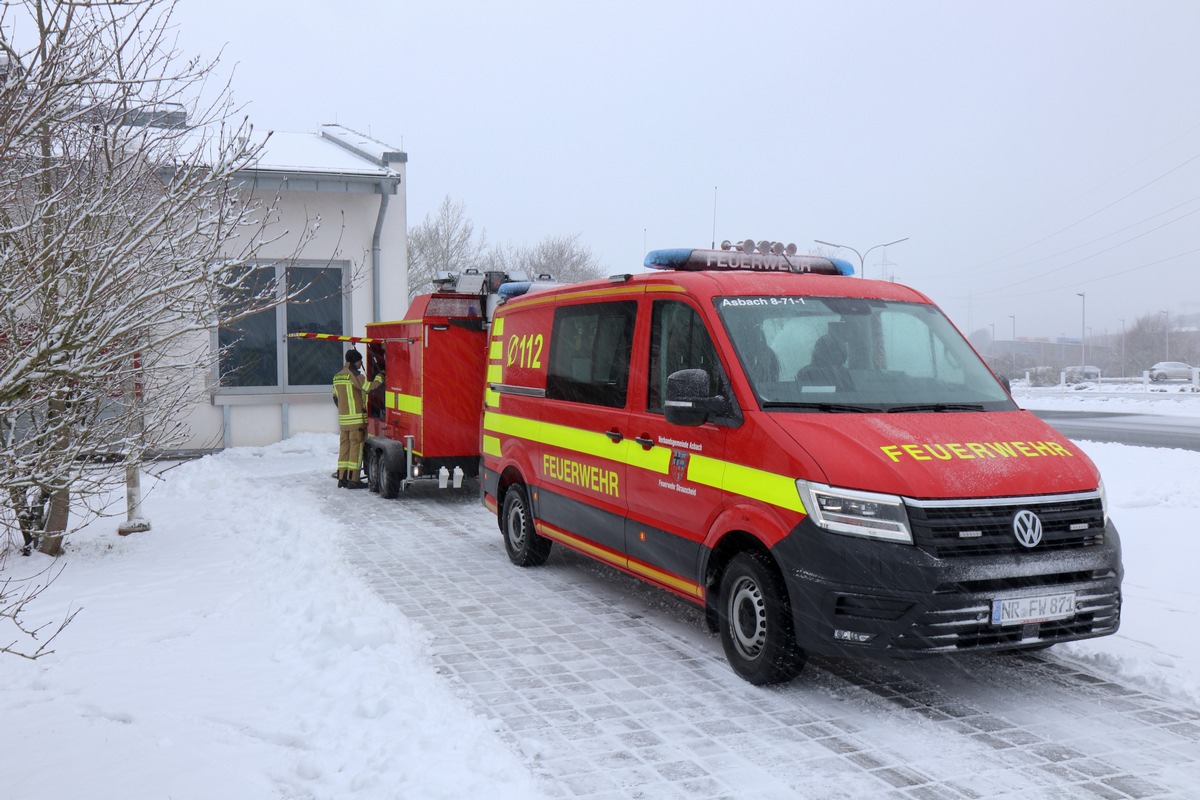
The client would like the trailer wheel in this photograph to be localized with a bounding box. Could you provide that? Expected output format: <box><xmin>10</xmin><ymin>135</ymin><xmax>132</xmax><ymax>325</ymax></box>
<box><xmin>502</xmin><ymin>484</ymin><xmax>551</xmax><ymax>567</ymax></box>
<box><xmin>366</xmin><ymin>448</ymin><xmax>381</xmax><ymax>493</ymax></box>
<box><xmin>380</xmin><ymin>453</ymin><xmax>402</xmax><ymax>499</ymax></box>
<box><xmin>718</xmin><ymin>551</ymin><xmax>806</xmax><ymax>685</ymax></box>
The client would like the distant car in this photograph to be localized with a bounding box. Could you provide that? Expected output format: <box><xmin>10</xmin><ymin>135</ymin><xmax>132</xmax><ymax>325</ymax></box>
<box><xmin>1150</xmin><ymin>361</ymin><xmax>1194</xmax><ymax>381</ymax></box>
<box><xmin>1064</xmin><ymin>365</ymin><xmax>1102</xmax><ymax>383</ymax></box>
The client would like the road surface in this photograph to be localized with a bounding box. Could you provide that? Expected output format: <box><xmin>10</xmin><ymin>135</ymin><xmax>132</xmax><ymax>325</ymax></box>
<box><xmin>330</xmin><ymin>480</ymin><xmax>1200</xmax><ymax>799</ymax></box>
<box><xmin>1032</xmin><ymin>409</ymin><xmax>1200</xmax><ymax>452</ymax></box>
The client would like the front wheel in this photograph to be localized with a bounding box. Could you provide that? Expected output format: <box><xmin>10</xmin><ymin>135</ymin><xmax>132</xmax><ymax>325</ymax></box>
<box><xmin>718</xmin><ymin>551</ymin><xmax>806</xmax><ymax>685</ymax></box>
<box><xmin>501</xmin><ymin>485</ymin><xmax>552</xmax><ymax>567</ymax></box>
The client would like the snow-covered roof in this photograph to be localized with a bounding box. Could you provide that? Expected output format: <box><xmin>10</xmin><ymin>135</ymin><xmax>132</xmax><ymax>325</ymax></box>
<box><xmin>234</xmin><ymin>124</ymin><xmax>406</xmax><ymax>194</ymax></box>
<box><xmin>250</xmin><ymin>124</ymin><xmax>406</xmax><ymax>178</ymax></box>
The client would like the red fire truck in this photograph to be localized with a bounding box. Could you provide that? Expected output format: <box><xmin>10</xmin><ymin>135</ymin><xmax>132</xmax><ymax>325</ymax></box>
<box><xmin>292</xmin><ymin>270</ymin><xmax>552</xmax><ymax>497</ymax></box>
<box><xmin>298</xmin><ymin>243</ymin><xmax>1122</xmax><ymax>685</ymax></box>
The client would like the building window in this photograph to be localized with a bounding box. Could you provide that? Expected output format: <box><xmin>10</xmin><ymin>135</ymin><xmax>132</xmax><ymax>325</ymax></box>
<box><xmin>218</xmin><ymin>261</ymin><xmax>348</xmax><ymax>391</ymax></box>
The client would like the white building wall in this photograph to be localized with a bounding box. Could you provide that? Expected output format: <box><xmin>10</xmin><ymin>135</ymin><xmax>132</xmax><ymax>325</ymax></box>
<box><xmin>173</xmin><ymin>136</ymin><xmax>407</xmax><ymax>452</ymax></box>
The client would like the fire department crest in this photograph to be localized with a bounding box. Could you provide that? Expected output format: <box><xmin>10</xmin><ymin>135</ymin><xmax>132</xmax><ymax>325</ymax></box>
<box><xmin>670</xmin><ymin>450</ymin><xmax>690</xmax><ymax>483</ymax></box>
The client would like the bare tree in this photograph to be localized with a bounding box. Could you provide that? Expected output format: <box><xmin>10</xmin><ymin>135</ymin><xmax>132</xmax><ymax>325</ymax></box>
<box><xmin>486</xmin><ymin>233</ymin><xmax>605</xmax><ymax>285</ymax></box>
<box><xmin>406</xmin><ymin>195</ymin><xmax>488</xmax><ymax>298</ymax></box>
<box><xmin>0</xmin><ymin>0</ymin><xmax>312</xmax><ymax>651</ymax></box>
<box><xmin>0</xmin><ymin>549</ymin><xmax>76</xmax><ymax>658</ymax></box>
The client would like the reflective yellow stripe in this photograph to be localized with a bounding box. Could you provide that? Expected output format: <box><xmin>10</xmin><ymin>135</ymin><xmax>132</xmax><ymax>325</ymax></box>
<box><xmin>486</xmin><ymin>320</ymin><xmax>506</xmax><ymax>410</ymax></box>
<box><xmin>387</xmin><ymin>391</ymin><xmax>422</xmax><ymax>415</ymax></box>
<box><xmin>536</xmin><ymin>521</ymin><xmax>702</xmax><ymax>599</ymax></box>
<box><xmin>482</xmin><ymin>434</ymin><xmax>501</xmax><ymax>457</ymax></box>
<box><xmin>685</xmin><ymin>453</ymin><xmax>726</xmax><ymax>489</ymax></box>
<box><xmin>626</xmin><ymin>443</ymin><xmax>670</xmax><ymax>473</ymax></box>
<box><xmin>537</xmin><ymin>522</ymin><xmax>625</xmax><ymax>567</ymax></box>
<box><xmin>484</xmin><ymin>411</ymin><xmax>541</xmax><ymax>443</ymax></box>
<box><xmin>484</xmin><ymin>411</ymin><xmax>805</xmax><ymax>514</ymax></box>
<box><xmin>718</xmin><ymin>460</ymin><xmax>806</xmax><ymax>513</ymax></box>
<box><xmin>501</xmin><ymin>285</ymin><xmax>643</xmax><ymax>309</ymax></box>
<box><xmin>626</xmin><ymin>560</ymin><xmax>704</xmax><ymax>599</ymax></box>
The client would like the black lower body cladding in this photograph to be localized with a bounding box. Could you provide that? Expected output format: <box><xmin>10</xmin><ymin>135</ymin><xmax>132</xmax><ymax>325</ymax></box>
<box><xmin>773</xmin><ymin>517</ymin><xmax>1123</xmax><ymax>658</ymax></box>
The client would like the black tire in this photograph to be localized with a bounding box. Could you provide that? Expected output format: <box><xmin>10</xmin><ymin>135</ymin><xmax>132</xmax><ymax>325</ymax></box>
<box><xmin>380</xmin><ymin>452</ymin><xmax>402</xmax><ymax>499</ymax></box>
<box><xmin>718</xmin><ymin>551</ymin><xmax>806</xmax><ymax>685</ymax></box>
<box><xmin>366</xmin><ymin>448</ymin><xmax>381</xmax><ymax>493</ymax></box>
<box><xmin>501</xmin><ymin>484</ymin><xmax>552</xmax><ymax>567</ymax></box>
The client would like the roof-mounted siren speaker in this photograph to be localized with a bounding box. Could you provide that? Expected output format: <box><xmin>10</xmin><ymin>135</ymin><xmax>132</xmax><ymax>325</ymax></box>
<box><xmin>741</xmin><ymin>239</ymin><xmax>756</xmax><ymax>254</ymax></box>
<box><xmin>785</xmin><ymin>243</ymin><xmax>798</xmax><ymax>256</ymax></box>
<box><xmin>757</xmin><ymin>240</ymin><xmax>772</xmax><ymax>254</ymax></box>
<box><xmin>720</xmin><ymin>240</ymin><xmax>735</xmax><ymax>251</ymax></box>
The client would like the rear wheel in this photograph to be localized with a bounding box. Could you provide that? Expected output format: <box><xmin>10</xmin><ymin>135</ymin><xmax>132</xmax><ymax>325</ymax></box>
<box><xmin>366</xmin><ymin>448</ymin><xmax>381</xmax><ymax>493</ymax></box>
<box><xmin>380</xmin><ymin>452</ymin><xmax>402</xmax><ymax>499</ymax></box>
<box><xmin>718</xmin><ymin>551</ymin><xmax>806</xmax><ymax>685</ymax></box>
<box><xmin>502</xmin><ymin>484</ymin><xmax>551</xmax><ymax>566</ymax></box>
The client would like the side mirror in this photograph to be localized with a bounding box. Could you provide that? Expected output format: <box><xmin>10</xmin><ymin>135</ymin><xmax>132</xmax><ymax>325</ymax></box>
<box><xmin>665</xmin><ymin>369</ymin><xmax>718</xmax><ymax>426</ymax></box>
<box><xmin>997</xmin><ymin>373</ymin><xmax>1012</xmax><ymax>394</ymax></box>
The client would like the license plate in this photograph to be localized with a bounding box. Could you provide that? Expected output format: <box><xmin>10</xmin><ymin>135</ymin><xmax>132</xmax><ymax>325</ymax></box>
<box><xmin>991</xmin><ymin>592</ymin><xmax>1077</xmax><ymax>626</ymax></box>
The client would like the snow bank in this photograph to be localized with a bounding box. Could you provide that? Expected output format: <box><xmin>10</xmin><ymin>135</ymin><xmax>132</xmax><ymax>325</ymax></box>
<box><xmin>0</xmin><ymin>433</ymin><xmax>543</xmax><ymax>800</ymax></box>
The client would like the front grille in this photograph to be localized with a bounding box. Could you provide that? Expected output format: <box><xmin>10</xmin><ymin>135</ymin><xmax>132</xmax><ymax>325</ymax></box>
<box><xmin>907</xmin><ymin>492</ymin><xmax>1104</xmax><ymax>558</ymax></box>
<box><xmin>892</xmin><ymin>585</ymin><xmax>1120</xmax><ymax>652</ymax></box>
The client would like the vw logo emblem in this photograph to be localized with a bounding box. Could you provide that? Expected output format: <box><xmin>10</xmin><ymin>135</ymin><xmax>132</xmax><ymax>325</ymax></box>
<box><xmin>1013</xmin><ymin>509</ymin><xmax>1043</xmax><ymax>548</ymax></box>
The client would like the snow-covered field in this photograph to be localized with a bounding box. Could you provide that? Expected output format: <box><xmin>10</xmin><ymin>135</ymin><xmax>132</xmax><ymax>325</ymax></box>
<box><xmin>1</xmin><ymin>387</ymin><xmax>1197</xmax><ymax>799</ymax></box>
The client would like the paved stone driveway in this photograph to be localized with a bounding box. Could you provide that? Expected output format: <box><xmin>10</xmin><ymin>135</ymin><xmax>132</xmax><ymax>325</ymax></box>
<box><xmin>333</xmin><ymin>482</ymin><xmax>1200</xmax><ymax>799</ymax></box>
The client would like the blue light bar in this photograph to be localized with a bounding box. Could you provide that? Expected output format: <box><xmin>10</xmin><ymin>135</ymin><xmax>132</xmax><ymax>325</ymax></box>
<box><xmin>644</xmin><ymin>248</ymin><xmax>854</xmax><ymax>276</ymax></box>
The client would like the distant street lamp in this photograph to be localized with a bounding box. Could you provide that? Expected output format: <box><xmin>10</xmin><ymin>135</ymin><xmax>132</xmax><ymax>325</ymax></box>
<box><xmin>814</xmin><ymin>237</ymin><xmax>908</xmax><ymax>279</ymax></box>
<box><xmin>1160</xmin><ymin>310</ymin><xmax>1170</xmax><ymax>360</ymax></box>
<box><xmin>1009</xmin><ymin>314</ymin><xmax>1016</xmax><ymax>372</ymax></box>
<box><xmin>1119</xmin><ymin>318</ymin><xmax>1126</xmax><ymax>378</ymax></box>
<box><xmin>1077</xmin><ymin>292</ymin><xmax>1086</xmax><ymax>367</ymax></box>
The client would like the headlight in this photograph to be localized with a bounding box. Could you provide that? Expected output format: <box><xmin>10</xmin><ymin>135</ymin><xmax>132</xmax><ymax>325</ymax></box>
<box><xmin>796</xmin><ymin>480</ymin><xmax>913</xmax><ymax>544</ymax></box>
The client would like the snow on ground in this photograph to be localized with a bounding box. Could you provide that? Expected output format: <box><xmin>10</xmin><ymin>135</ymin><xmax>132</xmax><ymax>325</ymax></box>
<box><xmin>0</xmin><ymin>435</ymin><xmax>544</xmax><ymax>800</ymax></box>
<box><xmin>0</xmin><ymin>388</ymin><xmax>1198</xmax><ymax>799</ymax></box>
<box><xmin>1014</xmin><ymin>378</ymin><xmax>1200</xmax><ymax>416</ymax></box>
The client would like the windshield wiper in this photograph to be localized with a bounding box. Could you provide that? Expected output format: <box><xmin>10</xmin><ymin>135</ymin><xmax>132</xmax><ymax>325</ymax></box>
<box><xmin>762</xmin><ymin>401</ymin><xmax>877</xmax><ymax>413</ymax></box>
<box><xmin>886</xmin><ymin>403</ymin><xmax>985</xmax><ymax>413</ymax></box>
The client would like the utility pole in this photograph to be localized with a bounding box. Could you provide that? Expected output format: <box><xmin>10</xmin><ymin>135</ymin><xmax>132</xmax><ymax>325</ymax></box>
<box><xmin>1009</xmin><ymin>314</ymin><xmax>1016</xmax><ymax>374</ymax></box>
<box><xmin>814</xmin><ymin>237</ymin><xmax>908</xmax><ymax>279</ymax></box>
<box><xmin>1077</xmin><ymin>292</ymin><xmax>1086</xmax><ymax>367</ymax></box>
<box><xmin>1119</xmin><ymin>318</ymin><xmax>1125</xmax><ymax>378</ymax></box>
<box><xmin>875</xmin><ymin>250</ymin><xmax>898</xmax><ymax>281</ymax></box>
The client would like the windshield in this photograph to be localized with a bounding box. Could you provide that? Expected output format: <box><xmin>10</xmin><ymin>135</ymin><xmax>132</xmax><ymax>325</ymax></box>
<box><xmin>715</xmin><ymin>295</ymin><xmax>1015</xmax><ymax>412</ymax></box>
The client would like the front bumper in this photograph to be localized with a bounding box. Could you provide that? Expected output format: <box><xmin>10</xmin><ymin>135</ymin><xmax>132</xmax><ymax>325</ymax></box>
<box><xmin>774</xmin><ymin>518</ymin><xmax>1123</xmax><ymax>659</ymax></box>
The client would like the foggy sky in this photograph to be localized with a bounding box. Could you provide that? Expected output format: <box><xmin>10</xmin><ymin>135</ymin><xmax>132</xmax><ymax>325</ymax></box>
<box><xmin>174</xmin><ymin>0</ymin><xmax>1200</xmax><ymax>342</ymax></box>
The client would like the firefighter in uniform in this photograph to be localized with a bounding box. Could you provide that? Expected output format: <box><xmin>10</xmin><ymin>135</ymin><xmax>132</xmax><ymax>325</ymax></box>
<box><xmin>333</xmin><ymin>349</ymin><xmax>382</xmax><ymax>488</ymax></box>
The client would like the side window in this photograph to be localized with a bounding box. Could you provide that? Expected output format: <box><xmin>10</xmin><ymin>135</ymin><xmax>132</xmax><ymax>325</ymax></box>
<box><xmin>545</xmin><ymin>301</ymin><xmax>635</xmax><ymax>408</ymax></box>
<box><xmin>647</xmin><ymin>300</ymin><xmax>724</xmax><ymax>413</ymax></box>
